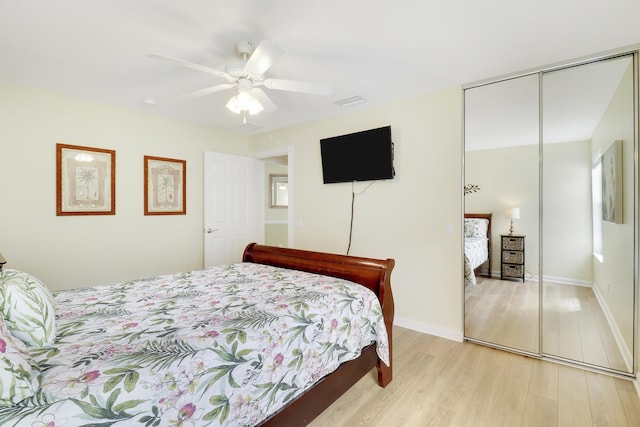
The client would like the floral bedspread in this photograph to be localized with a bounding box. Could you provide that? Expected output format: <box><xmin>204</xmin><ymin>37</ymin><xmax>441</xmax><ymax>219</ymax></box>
<box><xmin>464</xmin><ymin>237</ymin><xmax>488</xmax><ymax>287</ymax></box>
<box><xmin>0</xmin><ymin>263</ymin><xmax>389</xmax><ymax>426</ymax></box>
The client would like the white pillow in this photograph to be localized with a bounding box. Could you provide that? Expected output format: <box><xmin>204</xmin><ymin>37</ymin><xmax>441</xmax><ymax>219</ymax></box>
<box><xmin>0</xmin><ymin>269</ymin><xmax>57</xmax><ymax>347</ymax></box>
<box><xmin>0</xmin><ymin>313</ymin><xmax>41</xmax><ymax>405</ymax></box>
<box><xmin>464</xmin><ymin>218</ymin><xmax>489</xmax><ymax>238</ymax></box>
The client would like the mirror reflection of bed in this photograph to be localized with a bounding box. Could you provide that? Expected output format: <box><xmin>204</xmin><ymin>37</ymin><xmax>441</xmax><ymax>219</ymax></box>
<box><xmin>463</xmin><ymin>213</ymin><xmax>491</xmax><ymax>287</ymax></box>
<box><xmin>464</xmin><ymin>212</ymin><xmax>539</xmax><ymax>352</ymax></box>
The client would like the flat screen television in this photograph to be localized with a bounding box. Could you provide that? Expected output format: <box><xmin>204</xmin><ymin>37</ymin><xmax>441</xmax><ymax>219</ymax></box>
<box><xmin>320</xmin><ymin>126</ymin><xmax>395</xmax><ymax>184</ymax></box>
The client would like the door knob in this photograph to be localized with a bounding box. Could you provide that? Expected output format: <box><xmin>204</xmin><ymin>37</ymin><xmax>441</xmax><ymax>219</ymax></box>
<box><xmin>205</xmin><ymin>228</ymin><xmax>218</xmax><ymax>234</ymax></box>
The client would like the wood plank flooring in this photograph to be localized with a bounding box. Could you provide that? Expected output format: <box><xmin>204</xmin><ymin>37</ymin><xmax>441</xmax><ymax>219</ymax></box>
<box><xmin>543</xmin><ymin>282</ymin><xmax>629</xmax><ymax>371</ymax></box>
<box><xmin>465</xmin><ymin>277</ymin><xmax>539</xmax><ymax>353</ymax></box>
<box><xmin>464</xmin><ymin>276</ymin><xmax>628</xmax><ymax>372</ymax></box>
<box><xmin>309</xmin><ymin>326</ymin><xmax>640</xmax><ymax>427</ymax></box>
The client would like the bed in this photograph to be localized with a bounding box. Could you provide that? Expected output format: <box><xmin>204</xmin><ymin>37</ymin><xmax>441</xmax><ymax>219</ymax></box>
<box><xmin>464</xmin><ymin>213</ymin><xmax>492</xmax><ymax>286</ymax></box>
<box><xmin>0</xmin><ymin>243</ymin><xmax>394</xmax><ymax>426</ymax></box>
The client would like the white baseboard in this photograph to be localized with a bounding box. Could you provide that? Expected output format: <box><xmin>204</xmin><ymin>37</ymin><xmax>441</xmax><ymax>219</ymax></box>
<box><xmin>490</xmin><ymin>271</ymin><xmax>592</xmax><ymax>287</ymax></box>
<box><xmin>591</xmin><ymin>284</ymin><xmax>634</xmax><ymax>373</ymax></box>
<box><xmin>543</xmin><ymin>275</ymin><xmax>592</xmax><ymax>287</ymax></box>
<box><xmin>393</xmin><ymin>316</ymin><xmax>463</xmax><ymax>342</ymax></box>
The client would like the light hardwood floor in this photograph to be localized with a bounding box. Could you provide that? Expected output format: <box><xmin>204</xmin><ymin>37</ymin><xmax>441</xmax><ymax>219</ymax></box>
<box><xmin>309</xmin><ymin>326</ymin><xmax>640</xmax><ymax>427</ymax></box>
<box><xmin>464</xmin><ymin>277</ymin><xmax>628</xmax><ymax>372</ymax></box>
<box><xmin>543</xmin><ymin>282</ymin><xmax>629</xmax><ymax>371</ymax></box>
<box><xmin>465</xmin><ymin>277</ymin><xmax>539</xmax><ymax>353</ymax></box>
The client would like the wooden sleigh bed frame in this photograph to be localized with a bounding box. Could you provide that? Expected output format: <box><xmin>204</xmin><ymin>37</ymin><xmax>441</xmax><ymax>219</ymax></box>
<box><xmin>0</xmin><ymin>244</ymin><xmax>393</xmax><ymax>426</ymax></box>
<box><xmin>242</xmin><ymin>243</ymin><xmax>395</xmax><ymax>426</ymax></box>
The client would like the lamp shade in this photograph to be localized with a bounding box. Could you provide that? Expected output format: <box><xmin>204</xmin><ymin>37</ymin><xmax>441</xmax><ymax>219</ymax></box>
<box><xmin>225</xmin><ymin>78</ymin><xmax>264</xmax><ymax>116</ymax></box>
<box><xmin>225</xmin><ymin>91</ymin><xmax>264</xmax><ymax>115</ymax></box>
<box><xmin>510</xmin><ymin>207</ymin><xmax>521</xmax><ymax>219</ymax></box>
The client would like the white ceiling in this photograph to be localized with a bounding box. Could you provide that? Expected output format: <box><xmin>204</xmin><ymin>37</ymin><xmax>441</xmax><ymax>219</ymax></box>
<box><xmin>1</xmin><ymin>0</ymin><xmax>639</xmax><ymax>135</ymax></box>
<box><xmin>465</xmin><ymin>56</ymin><xmax>632</xmax><ymax>151</ymax></box>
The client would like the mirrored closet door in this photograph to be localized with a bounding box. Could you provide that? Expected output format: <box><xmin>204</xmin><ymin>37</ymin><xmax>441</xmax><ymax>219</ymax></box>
<box><xmin>542</xmin><ymin>55</ymin><xmax>635</xmax><ymax>373</ymax></box>
<box><xmin>464</xmin><ymin>74</ymin><xmax>540</xmax><ymax>354</ymax></box>
<box><xmin>464</xmin><ymin>48</ymin><xmax>638</xmax><ymax>375</ymax></box>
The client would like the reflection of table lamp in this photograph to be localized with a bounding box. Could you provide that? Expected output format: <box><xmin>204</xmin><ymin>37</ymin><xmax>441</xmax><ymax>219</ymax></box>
<box><xmin>509</xmin><ymin>207</ymin><xmax>520</xmax><ymax>235</ymax></box>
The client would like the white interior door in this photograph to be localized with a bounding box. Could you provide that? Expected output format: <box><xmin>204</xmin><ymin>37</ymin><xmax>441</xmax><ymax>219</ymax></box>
<box><xmin>204</xmin><ymin>151</ymin><xmax>260</xmax><ymax>267</ymax></box>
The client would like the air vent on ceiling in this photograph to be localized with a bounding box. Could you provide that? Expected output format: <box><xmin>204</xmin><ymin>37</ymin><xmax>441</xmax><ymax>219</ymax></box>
<box><xmin>335</xmin><ymin>95</ymin><xmax>366</xmax><ymax>108</ymax></box>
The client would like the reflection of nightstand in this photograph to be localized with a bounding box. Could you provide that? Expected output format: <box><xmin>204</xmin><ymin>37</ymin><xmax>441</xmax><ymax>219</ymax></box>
<box><xmin>501</xmin><ymin>235</ymin><xmax>525</xmax><ymax>282</ymax></box>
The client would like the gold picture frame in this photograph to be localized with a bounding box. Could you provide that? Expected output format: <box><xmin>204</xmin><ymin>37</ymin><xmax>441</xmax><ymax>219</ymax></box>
<box><xmin>56</xmin><ymin>143</ymin><xmax>116</xmax><ymax>216</ymax></box>
<box><xmin>144</xmin><ymin>155</ymin><xmax>186</xmax><ymax>215</ymax></box>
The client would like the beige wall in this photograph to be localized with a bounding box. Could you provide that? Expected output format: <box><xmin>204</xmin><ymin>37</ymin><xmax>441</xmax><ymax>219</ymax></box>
<box><xmin>0</xmin><ymin>81</ymin><xmax>249</xmax><ymax>290</ymax></box>
<box><xmin>466</xmin><ymin>140</ymin><xmax>594</xmax><ymax>283</ymax></box>
<box><xmin>542</xmin><ymin>140</ymin><xmax>594</xmax><ymax>283</ymax></box>
<box><xmin>264</xmin><ymin>162</ymin><xmax>288</xmax><ymax>247</ymax></box>
<box><xmin>1</xmin><ymin>81</ymin><xmax>468</xmax><ymax>340</ymax></box>
<box><xmin>465</xmin><ymin>144</ymin><xmax>540</xmax><ymax>277</ymax></box>
<box><xmin>591</xmin><ymin>63</ymin><xmax>636</xmax><ymax>352</ymax></box>
<box><xmin>250</xmin><ymin>86</ymin><xmax>464</xmax><ymax>339</ymax></box>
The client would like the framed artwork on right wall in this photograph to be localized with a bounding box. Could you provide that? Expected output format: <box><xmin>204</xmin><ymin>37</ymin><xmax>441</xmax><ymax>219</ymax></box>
<box><xmin>601</xmin><ymin>140</ymin><xmax>623</xmax><ymax>224</ymax></box>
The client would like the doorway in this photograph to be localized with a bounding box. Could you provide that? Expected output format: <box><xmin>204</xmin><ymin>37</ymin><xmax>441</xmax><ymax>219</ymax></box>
<box><xmin>252</xmin><ymin>146</ymin><xmax>294</xmax><ymax>249</ymax></box>
<box><xmin>203</xmin><ymin>147</ymin><xmax>293</xmax><ymax>267</ymax></box>
<box><xmin>264</xmin><ymin>156</ymin><xmax>289</xmax><ymax>247</ymax></box>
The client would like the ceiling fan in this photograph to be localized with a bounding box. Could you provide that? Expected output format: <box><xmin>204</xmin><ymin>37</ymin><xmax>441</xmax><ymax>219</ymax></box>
<box><xmin>146</xmin><ymin>40</ymin><xmax>332</xmax><ymax>123</ymax></box>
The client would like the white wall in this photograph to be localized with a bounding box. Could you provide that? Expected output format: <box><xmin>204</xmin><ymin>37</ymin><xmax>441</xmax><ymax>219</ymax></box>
<box><xmin>0</xmin><ymin>81</ymin><xmax>249</xmax><ymax>290</ymax></box>
<box><xmin>249</xmin><ymin>86</ymin><xmax>464</xmax><ymax>340</ymax></box>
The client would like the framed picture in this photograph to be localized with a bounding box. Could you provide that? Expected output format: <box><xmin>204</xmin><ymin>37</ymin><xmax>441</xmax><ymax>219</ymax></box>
<box><xmin>602</xmin><ymin>140</ymin><xmax>623</xmax><ymax>224</ymax></box>
<box><xmin>144</xmin><ymin>156</ymin><xmax>186</xmax><ymax>215</ymax></box>
<box><xmin>269</xmin><ymin>174</ymin><xmax>288</xmax><ymax>208</ymax></box>
<box><xmin>56</xmin><ymin>143</ymin><xmax>115</xmax><ymax>216</ymax></box>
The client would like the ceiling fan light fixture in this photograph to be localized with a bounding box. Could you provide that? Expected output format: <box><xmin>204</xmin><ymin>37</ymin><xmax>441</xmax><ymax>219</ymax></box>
<box><xmin>149</xmin><ymin>40</ymin><xmax>330</xmax><ymax>123</ymax></box>
<box><xmin>226</xmin><ymin>90</ymin><xmax>264</xmax><ymax>116</ymax></box>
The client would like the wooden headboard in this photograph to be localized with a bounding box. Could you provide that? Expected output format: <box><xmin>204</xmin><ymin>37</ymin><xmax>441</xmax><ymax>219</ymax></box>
<box><xmin>242</xmin><ymin>243</ymin><xmax>394</xmax><ymax>308</ymax></box>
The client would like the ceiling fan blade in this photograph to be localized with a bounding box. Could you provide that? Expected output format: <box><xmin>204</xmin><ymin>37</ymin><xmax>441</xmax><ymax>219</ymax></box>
<box><xmin>251</xmin><ymin>88</ymin><xmax>278</xmax><ymax>112</ymax></box>
<box><xmin>146</xmin><ymin>53</ymin><xmax>229</xmax><ymax>79</ymax></box>
<box><xmin>245</xmin><ymin>41</ymin><xmax>283</xmax><ymax>75</ymax></box>
<box><xmin>264</xmin><ymin>78</ymin><xmax>332</xmax><ymax>96</ymax></box>
<box><xmin>180</xmin><ymin>83</ymin><xmax>236</xmax><ymax>98</ymax></box>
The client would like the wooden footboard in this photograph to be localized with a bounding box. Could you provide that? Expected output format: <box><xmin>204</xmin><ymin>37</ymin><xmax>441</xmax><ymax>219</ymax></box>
<box><xmin>243</xmin><ymin>243</ymin><xmax>395</xmax><ymax>426</ymax></box>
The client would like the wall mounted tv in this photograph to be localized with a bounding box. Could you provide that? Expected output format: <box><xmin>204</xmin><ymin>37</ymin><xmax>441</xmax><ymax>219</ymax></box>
<box><xmin>320</xmin><ymin>126</ymin><xmax>395</xmax><ymax>184</ymax></box>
